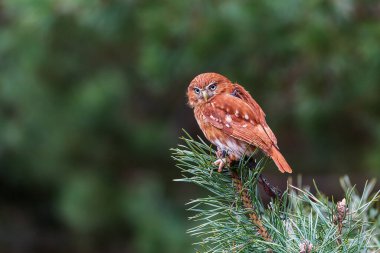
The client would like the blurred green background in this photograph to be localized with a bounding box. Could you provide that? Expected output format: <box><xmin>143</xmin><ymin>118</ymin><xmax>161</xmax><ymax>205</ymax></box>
<box><xmin>0</xmin><ymin>0</ymin><xmax>379</xmax><ymax>252</ymax></box>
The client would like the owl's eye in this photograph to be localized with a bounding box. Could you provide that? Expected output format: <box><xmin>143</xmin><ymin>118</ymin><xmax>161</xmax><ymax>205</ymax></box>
<box><xmin>208</xmin><ymin>83</ymin><xmax>217</xmax><ymax>91</ymax></box>
<box><xmin>194</xmin><ymin>87</ymin><xmax>201</xmax><ymax>94</ymax></box>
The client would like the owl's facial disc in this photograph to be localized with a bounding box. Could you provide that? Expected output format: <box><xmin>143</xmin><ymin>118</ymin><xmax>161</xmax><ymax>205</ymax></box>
<box><xmin>194</xmin><ymin>82</ymin><xmax>218</xmax><ymax>102</ymax></box>
<box><xmin>188</xmin><ymin>73</ymin><xmax>230</xmax><ymax>107</ymax></box>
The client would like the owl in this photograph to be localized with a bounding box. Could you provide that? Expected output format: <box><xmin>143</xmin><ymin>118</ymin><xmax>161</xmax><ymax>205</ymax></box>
<box><xmin>187</xmin><ymin>72</ymin><xmax>292</xmax><ymax>174</ymax></box>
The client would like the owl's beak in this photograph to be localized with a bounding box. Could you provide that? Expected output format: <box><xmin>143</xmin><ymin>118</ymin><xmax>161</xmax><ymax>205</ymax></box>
<box><xmin>202</xmin><ymin>90</ymin><xmax>208</xmax><ymax>101</ymax></box>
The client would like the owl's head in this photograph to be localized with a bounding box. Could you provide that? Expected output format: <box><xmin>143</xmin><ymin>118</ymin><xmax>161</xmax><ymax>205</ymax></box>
<box><xmin>187</xmin><ymin>72</ymin><xmax>232</xmax><ymax>108</ymax></box>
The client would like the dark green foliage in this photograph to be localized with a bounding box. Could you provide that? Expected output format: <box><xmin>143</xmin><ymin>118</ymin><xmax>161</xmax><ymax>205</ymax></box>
<box><xmin>0</xmin><ymin>1</ymin><xmax>379</xmax><ymax>252</ymax></box>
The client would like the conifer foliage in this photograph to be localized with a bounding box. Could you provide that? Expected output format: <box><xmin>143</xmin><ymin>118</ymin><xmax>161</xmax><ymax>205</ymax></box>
<box><xmin>172</xmin><ymin>133</ymin><xmax>380</xmax><ymax>253</ymax></box>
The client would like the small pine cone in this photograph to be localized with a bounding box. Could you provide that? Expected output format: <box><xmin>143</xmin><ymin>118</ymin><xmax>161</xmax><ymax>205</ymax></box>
<box><xmin>299</xmin><ymin>240</ymin><xmax>313</xmax><ymax>253</ymax></box>
<box><xmin>337</xmin><ymin>198</ymin><xmax>348</xmax><ymax>221</ymax></box>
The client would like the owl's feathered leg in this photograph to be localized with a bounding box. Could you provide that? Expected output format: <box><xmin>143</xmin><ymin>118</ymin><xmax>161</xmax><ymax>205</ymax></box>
<box><xmin>214</xmin><ymin>149</ymin><xmax>230</xmax><ymax>172</ymax></box>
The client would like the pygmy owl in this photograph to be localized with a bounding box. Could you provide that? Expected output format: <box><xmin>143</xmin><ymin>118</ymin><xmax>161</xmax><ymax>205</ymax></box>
<box><xmin>187</xmin><ymin>73</ymin><xmax>292</xmax><ymax>174</ymax></box>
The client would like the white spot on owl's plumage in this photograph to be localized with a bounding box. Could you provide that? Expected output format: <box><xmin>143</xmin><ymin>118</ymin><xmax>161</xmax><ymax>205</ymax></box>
<box><xmin>225</xmin><ymin>123</ymin><xmax>231</xmax><ymax>128</ymax></box>
<box><xmin>225</xmin><ymin>115</ymin><xmax>232</xmax><ymax>123</ymax></box>
<box><xmin>244</xmin><ymin>114</ymin><xmax>249</xmax><ymax>120</ymax></box>
<box><xmin>242</xmin><ymin>124</ymin><xmax>247</xmax><ymax>128</ymax></box>
<box><xmin>235</xmin><ymin>110</ymin><xmax>240</xmax><ymax>116</ymax></box>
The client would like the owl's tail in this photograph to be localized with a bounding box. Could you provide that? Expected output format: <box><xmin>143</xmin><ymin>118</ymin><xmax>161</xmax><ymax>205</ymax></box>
<box><xmin>270</xmin><ymin>146</ymin><xmax>292</xmax><ymax>173</ymax></box>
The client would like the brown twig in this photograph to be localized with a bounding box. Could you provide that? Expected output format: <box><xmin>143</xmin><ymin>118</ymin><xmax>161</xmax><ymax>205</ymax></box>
<box><xmin>231</xmin><ymin>170</ymin><xmax>272</xmax><ymax>242</ymax></box>
<box><xmin>258</xmin><ymin>174</ymin><xmax>283</xmax><ymax>200</ymax></box>
<box><xmin>244</xmin><ymin>159</ymin><xmax>283</xmax><ymax>201</ymax></box>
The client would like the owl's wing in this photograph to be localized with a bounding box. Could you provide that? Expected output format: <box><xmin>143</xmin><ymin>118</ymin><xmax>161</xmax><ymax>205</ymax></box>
<box><xmin>203</xmin><ymin>94</ymin><xmax>275</xmax><ymax>153</ymax></box>
<box><xmin>231</xmin><ymin>83</ymin><xmax>278</xmax><ymax>147</ymax></box>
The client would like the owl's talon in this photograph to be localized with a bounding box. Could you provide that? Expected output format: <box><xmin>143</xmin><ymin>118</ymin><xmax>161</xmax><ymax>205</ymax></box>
<box><xmin>213</xmin><ymin>158</ymin><xmax>227</xmax><ymax>172</ymax></box>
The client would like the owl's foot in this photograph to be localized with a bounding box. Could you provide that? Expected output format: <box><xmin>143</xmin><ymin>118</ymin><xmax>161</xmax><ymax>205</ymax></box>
<box><xmin>213</xmin><ymin>158</ymin><xmax>228</xmax><ymax>172</ymax></box>
<box><xmin>214</xmin><ymin>149</ymin><xmax>230</xmax><ymax>172</ymax></box>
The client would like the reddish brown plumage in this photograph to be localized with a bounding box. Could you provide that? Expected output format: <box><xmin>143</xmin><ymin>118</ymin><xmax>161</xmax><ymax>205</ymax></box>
<box><xmin>187</xmin><ymin>72</ymin><xmax>292</xmax><ymax>173</ymax></box>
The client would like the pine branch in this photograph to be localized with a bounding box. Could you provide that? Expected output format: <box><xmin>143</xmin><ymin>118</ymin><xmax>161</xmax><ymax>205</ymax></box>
<box><xmin>230</xmin><ymin>170</ymin><xmax>272</xmax><ymax>242</ymax></box>
<box><xmin>172</xmin><ymin>133</ymin><xmax>380</xmax><ymax>253</ymax></box>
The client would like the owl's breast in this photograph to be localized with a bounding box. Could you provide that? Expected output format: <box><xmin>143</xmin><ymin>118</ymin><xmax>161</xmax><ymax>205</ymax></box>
<box><xmin>194</xmin><ymin>107</ymin><xmax>254</xmax><ymax>159</ymax></box>
<box><xmin>194</xmin><ymin>107</ymin><xmax>215</xmax><ymax>140</ymax></box>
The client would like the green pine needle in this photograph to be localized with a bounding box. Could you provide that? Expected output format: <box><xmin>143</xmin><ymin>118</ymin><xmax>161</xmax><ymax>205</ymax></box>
<box><xmin>172</xmin><ymin>133</ymin><xmax>380</xmax><ymax>253</ymax></box>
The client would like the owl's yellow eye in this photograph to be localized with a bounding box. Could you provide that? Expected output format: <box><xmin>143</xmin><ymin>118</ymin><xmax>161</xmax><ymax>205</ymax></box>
<box><xmin>194</xmin><ymin>87</ymin><xmax>201</xmax><ymax>94</ymax></box>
